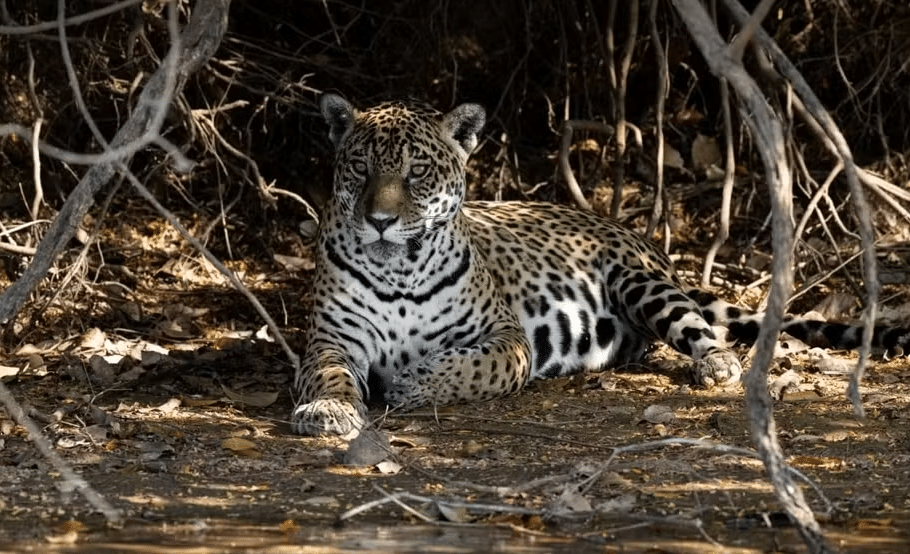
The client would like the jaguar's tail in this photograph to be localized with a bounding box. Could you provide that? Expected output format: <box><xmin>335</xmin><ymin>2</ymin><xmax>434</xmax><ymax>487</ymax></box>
<box><xmin>687</xmin><ymin>289</ymin><xmax>910</xmax><ymax>356</ymax></box>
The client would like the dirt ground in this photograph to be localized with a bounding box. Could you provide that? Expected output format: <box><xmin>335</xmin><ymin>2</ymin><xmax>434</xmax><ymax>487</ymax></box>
<box><xmin>4</xmin><ymin>2</ymin><xmax>910</xmax><ymax>552</ymax></box>
<box><xmin>1</xmin><ymin>254</ymin><xmax>909</xmax><ymax>554</ymax></box>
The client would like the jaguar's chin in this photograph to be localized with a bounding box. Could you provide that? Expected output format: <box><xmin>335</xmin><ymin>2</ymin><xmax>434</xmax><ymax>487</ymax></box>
<box><xmin>363</xmin><ymin>239</ymin><xmax>406</xmax><ymax>262</ymax></box>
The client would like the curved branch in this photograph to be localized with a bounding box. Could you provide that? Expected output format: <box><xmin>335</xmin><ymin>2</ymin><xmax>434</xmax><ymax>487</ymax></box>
<box><xmin>670</xmin><ymin>1</ymin><xmax>831</xmax><ymax>552</ymax></box>
<box><xmin>558</xmin><ymin>120</ymin><xmax>615</xmax><ymax>211</ymax></box>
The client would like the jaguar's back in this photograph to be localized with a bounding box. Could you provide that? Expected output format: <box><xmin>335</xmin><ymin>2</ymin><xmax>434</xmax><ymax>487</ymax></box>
<box><xmin>463</xmin><ymin>201</ymin><xmax>683</xmax><ymax>378</ymax></box>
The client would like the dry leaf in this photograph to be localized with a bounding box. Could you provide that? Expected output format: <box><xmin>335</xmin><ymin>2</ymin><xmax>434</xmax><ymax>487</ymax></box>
<box><xmin>46</xmin><ymin>523</ymin><xmax>81</xmax><ymax>545</ymax></box>
<box><xmin>435</xmin><ymin>502</ymin><xmax>471</xmax><ymax>523</ymax></box>
<box><xmin>221</xmin><ymin>385</ymin><xmax>278</xmax><ymax>408</ymax></box>
<box><xmin>79</xmin><ymin>328</ymin><xmax>106</xmax><ymax>350</ymax></box>
<box><xmin>662</xmin><ymin>141</ymin><xmax>684</xmax><ymax>169</ymax></box>
<box><xmin>221</xmin><ymin>437</ymin><xmax>256</xmax><ymax>451</ymax></box>
<box><xmin>298</xmin><ymin>220</ymin><xmax>319</xmax><ymax>240</ymax></box>
<box><xmin>180</xmin><ymin>396</ymin><xmax>220</xmax><ymax>407</ymax></box>
<box><xmin>221</xmin><ymin>437</ymin><xmax>261</xmax><ymax>457</ymax></box>
<box><xmin>344</xmin><ymin>429</ymin><xmax>392</xmax><ymax>466</ymax></box>
<box><xmin>60</xmin><ymin>520</ymin><xmax>87</xmax><ymax>533</ymax></box>
<box><xmin>376</xmin><ymin>460</ymin><xmax>401</xmax><ymax>474</ymax></box>
<box><xmin>255</xmin><ymin>325</ymin><xmax>274</xmax><ymax>342</ymax></box>
<box><xmin>157</xmin><ymin>317</ymin><xmax>196</xmax><ymax>339</ymax></box>
<box><xmin>0</xmin><ymin>365</ymin><xmax>19</xmax><ymax>380</ymax></box>
<box><xmin>769</xmin><ymin>369</ymin><xmax>802</xmax><ymax>400</ymax></box>
<box><xmin>84</xmin><ymin>424</ymin><xmax>108</xmax><ymax>442</ymax></box>
<box><xmin>154</xmin><ymin>398</ymin><xmax>182</xmax><ymax>414</ymax></box>
<box><xmin>88</xmin><ymin>355</ymin><xmax>117</xmax><ymax>385</ymax></box>
<box><xmin>279</xmin><ymin>519</ymin><xmax>300</xmax><ymax>535</ymax></box>
<box><xmin>26</xmin><ymin>353</ymin><xmax>45</xmax><ymax>371</ymax></box>
<box><xmin>596</xmin><ymin>492</ymin><xmax>638</xmax><ymax>513</ymax></box>
<box><xmin>551</xmin><ymin>488</ymin><xmax>593</xmax><ymax>514</ymax></box>
<box><xmin>274</xmin><ymin>253</ymin><xmax>315</xmax><ymax>271</ymax></box>
<box><xmin>119</xmin><ymin>301</ymin><xmax>142</xmax><ymax>322</ymax></box>
<box><xmin>139</xmin><ymin>441</ymin><xmax>175</xmax><ymax>462</ymax></box>
<box><xmin>15</xmin><ymin>343</ymin><xmax>43</xmax><ymax>355</ymax></box>
<box><xmin>691</xmin><ymin>133</ymin><xmax>721</xmax><ymax>171</ymax></box>
<box><xmin>641</xmin><ymin>404</ymin><xmax>676</xmax><ymax>425</ymax></box>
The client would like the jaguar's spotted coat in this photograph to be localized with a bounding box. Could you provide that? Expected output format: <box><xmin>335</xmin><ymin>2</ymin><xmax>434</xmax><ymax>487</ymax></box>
<box><xmin>291</xmin><ymin>94</ymin><xmax>909</xmax><ymax>436</ymax></box>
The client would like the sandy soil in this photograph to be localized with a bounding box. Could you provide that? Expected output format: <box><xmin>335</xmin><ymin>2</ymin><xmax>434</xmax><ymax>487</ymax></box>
<box><xmin>1</xmin><ymin>305</ymin><xmax>908</xmax><ymax>553</ymax></box>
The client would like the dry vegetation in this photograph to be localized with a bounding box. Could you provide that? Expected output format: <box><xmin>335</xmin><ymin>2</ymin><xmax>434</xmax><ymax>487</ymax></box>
<box><xmin>0</xmin><ymin>1</ymin><xmax>909</xmax><ymax>552</ymax></box>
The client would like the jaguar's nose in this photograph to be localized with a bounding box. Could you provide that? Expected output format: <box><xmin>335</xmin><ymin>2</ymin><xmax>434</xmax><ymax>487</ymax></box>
<box><xmin>365</xmin><ymin>212</ymin><xmax>398</xmax><ymax>234</ymax></box>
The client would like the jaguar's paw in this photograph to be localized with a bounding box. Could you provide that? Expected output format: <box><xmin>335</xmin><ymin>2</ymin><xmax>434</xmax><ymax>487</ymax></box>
<box><xmin>292</xmin><ymin>398</ymin><xmax>365</xmax><ymax>438</ymax></box>
<box><xmin>693</xmin><ymin>349</ymin><xmax>743</xmax><ymax>388</ymax></box>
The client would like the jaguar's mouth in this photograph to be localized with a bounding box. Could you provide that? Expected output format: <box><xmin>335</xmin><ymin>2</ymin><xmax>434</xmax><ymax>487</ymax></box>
<box><xmin>364</xmin><ymin>239</ymin><xmax>405</xmax><ymax>261</ymax></box>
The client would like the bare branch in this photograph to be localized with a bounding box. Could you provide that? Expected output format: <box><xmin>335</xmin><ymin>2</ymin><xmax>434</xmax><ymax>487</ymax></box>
<box><xmin>701</xmin><ymin>79</ymin><xmax>735</xmax><ymax>287</ymax></box>
<box><xmin>558</xmin><ymin>120</ymin><xmax>615</xmax><ymax>211</ymax></box>
<box><xmin>645</xmin><ymin>0</ymin><xmax>669</xmax><ymax>246</ymax></box>
<box><xmin>670</xmin><ymin>1</ymin><xmax>831</xmax><ymax>552</ymax></box>
<box><xmin>720</xmin><ymin>0</ymin><xmax>879</xmax><ymax>420</ymax></box>
<box><xmin>29</xmin><ymin>119</ymin><xmax>43</xmax><ymax>220</ymax></box>
<box><xmin>609</xmin><ymin>0</ymin><xmax>638</xmax><ymax>218</ymax></box>
<box><xmin>0</xmin><ymin>0</ymin><xmax>143</xmax><ymax>35</ymax></box>
<box><xmin>0</xmin><ymin>0</ymin><xmax>229</xmax><ymax>324</ymax></box>
<box><xmin>0</xmin><ymin>381</ymin><xmax>122</xmax><ymax>525</ymax></box>
<box><xmin>728</xmin><ymin>0</ymin><xmax>775</xmax><ymax>61</ymax></box>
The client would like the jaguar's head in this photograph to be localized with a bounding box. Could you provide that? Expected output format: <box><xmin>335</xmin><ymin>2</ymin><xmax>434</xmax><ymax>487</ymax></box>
<box><xmin>319</xmin><ymin>94</ymin><xmax>485</xmax><ymax>261</ymax></box>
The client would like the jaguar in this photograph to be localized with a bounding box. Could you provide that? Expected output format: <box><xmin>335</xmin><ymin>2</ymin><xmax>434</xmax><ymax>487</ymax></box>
<box><xmin>291</xmin><ymin>93</ymin><xmax>909</xmax><ymax>436</ymax></box>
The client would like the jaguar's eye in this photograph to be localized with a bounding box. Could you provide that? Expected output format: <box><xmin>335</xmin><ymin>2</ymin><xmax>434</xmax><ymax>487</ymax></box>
<box><xmin>409</xmin><ymin>163</ymin><xmax>429</xmax><ymax>179</ymax></box>
<box><xmin>351</xmin><ymin>160</ymin><xmax>368</xmax><ymax>175</ymax></box>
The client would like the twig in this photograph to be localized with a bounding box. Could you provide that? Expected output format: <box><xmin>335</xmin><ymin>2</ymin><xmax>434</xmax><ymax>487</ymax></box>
<box><xmin>29</xmin><ymin>119</ymin><xmax>43</xmax><ymax>220</ymax></box>
<box><xmin>338</xmin><ymin>488</ymin><xmax>543</xmax><ymax>524</ymax></box>
<box><xmin>793</xmin><ymin>161</ymin><xmax>845</xmax><ymax>242</ymax></box>
<box><xmin>0</xmin><ymin>0</ymin><xmax>143</xmax><ymax>35</ymax></box>
<box><xmin>0</xmin><ymin>242</ymin><xmax>37</xmax><ymax>255</ymax></box>
<box><xmin>370</xmin><ymin>484</ymin><xmax>436</xmax><ymax>523</ymax></box>
<box><xmin>0</xmin><ymin>381</ymin><xmax>122</xmax><ymax>525</ymax></box>
<box><xmin>24</xmin><ymin>40</ymin><xmax>43</xmax><ymax>117</ymax></box>
<box><xmin>609</xmin><ymin>0</ymin><xmax>639</xmax><ymax>218</ymax></box>
<box><xmin>339</xmin><ymin>436</ymin><xmax>832</xmax><ymax>537</ymax></box>
<box><xmin>264</xmin><ymin>184</ymin><xmax>320</xmax><ymax>223</ymax></box>
<box><xmin>605</xmin><ymin>0</ymin><xmax>618</xmax><ymax>94</ymax></box>
<box><xmin>701</xmin><ymin>38</ymin><xmax>736</xmax><ymax>287</ymax></box>
<box><xmin>319</xmin><ymin>0</ymin><xmax>343</xmax><ymax>47</ymax></box>
<box><xmin>189</xmin><ymin>108</ymin><xmax>318</xmax><ymax>222</ymax></box>
<box><xmin>558</xmin><ymin>120</ymin><xmax>614</xmax><ymax>211</ymax></box>
<box><xmin>857</xmin><ymin>168</ymin><xmax>910</xmax><ymax>223</ymax></box>
<box><xmin>774</xmin><ymin>80</ymin><xmax>910</xmax><ymax>224</ymax></box>
<box><xmin>645</xmin><ymin>0</ymin><xmax>669</xmax><ymax>247</ymax></box>
<box><xmin>0</xmin><ymin>8</ymin><xmax>191</xmax><ymax>170</ymax></box>
<box><xmin>727</xmin><ymin>0</ymin><xmax>774</xmax><ymax>61</ymax></box>
<box><xmin>787</xmin><ymin>249</ymin><xmax>864</xmax><ymax>310</ymax></box>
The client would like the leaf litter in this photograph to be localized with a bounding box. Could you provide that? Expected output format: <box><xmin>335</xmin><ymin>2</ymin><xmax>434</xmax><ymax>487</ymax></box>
<box><xmin>1</xmin><ymin>245</ymin><xmax>909</xmax><ymax>552</ymax></box>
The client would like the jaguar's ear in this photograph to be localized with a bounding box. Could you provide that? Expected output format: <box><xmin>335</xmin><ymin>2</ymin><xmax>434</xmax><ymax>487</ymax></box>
<box><xmin>443</xmin><ymin>102</ymin><xmax>486</xmax><ymax>159</ymax></box>
<box><xmin>320</xmin><ymin>93</ymin><xmax>356</xmax><ymax>150</ymax></box>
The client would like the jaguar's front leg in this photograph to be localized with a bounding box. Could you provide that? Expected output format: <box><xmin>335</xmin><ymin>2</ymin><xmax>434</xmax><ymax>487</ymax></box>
<box><xmin>383</xmin><ymin>326</ymin><xmax>533</xmax><ymax>409</ymax></box>
<box><xmin>291</xmin><ymin>347</ymin><xmax>368</xmax><ymax>437</ymax></box>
